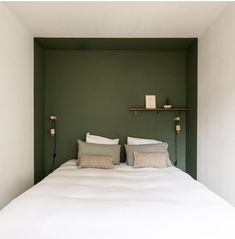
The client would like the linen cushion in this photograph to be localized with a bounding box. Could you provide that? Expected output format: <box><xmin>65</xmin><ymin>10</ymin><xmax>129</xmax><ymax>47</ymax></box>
<box><xmin>124</xmin><ymin>143</ymin><xmax>172</xmax><ymax>166</ymax></box>
<box><xmin>133</xmin><ymin>152</ymin><xmax>167</xmax><ymax>168</ymax></box>
<box><xmin>78</xmin><ymin>154</ymin><xmax>114</xmax><ymax>169</ymax></box>
<box><xmin>78</xmin><ymin>140</ymin><xmax>121</xmax><ymax>165</ymax></box>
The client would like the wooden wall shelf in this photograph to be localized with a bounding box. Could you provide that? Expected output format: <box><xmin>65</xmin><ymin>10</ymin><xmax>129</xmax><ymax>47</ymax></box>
<box><xmin>129</xmin><ymin>107</ymin><xmax>188</xmax><ymax>112</ymax></box>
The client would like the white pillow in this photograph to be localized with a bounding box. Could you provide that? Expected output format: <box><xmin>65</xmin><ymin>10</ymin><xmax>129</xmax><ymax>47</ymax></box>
<box><xmin>127</xmin><ymin>136</ymin><xmax>162</xmax><ymax>145</ymax></box>
<box><xmin>86</xmin><ymin>133</ymin><xmax>119</xmax><ymax>145</ymax></box>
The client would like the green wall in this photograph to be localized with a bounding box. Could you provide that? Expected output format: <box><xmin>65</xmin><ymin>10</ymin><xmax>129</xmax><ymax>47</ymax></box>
<box><xmin>186</xmin><ymin>39</ymin><xmax>198</xmax><ymax>179</ymax></box>
<box><xmin>34</xmin><ymin>38</ymin><xmax>197</xmax><ymax>182</ymax></box>
<box><xmin>34</xmin><ymin>42</ymin><xmax>45</xmax><ymax>183</ymax></box>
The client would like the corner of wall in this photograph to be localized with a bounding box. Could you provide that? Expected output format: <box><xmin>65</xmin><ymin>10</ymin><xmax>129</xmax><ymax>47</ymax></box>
<box><xmin>0</xmin><ymin>3</ymin><xmax>34</xmax><ymax>209</ymax></box>
<box><xmin>186</xmin><ymin>39</ymin><xmax>198</xmax><ymax>179</ymax></box>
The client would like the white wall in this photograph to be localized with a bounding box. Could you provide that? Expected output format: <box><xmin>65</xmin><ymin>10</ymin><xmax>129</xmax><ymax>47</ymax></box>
<box><xmin>0</xmin><ymin>3</ymin><xmax>33</xmax><ymax>209</ymax></box>
<box><xmin>198</xmin><ymin>4</ymin><xmax>235</xmax><ymax>206</ymax></box>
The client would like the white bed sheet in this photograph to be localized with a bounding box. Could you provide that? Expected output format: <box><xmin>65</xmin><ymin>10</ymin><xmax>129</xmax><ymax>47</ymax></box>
<box><xmin>0</xmin><ymin>160</ymin><xmax>235</xmax><ymax>239</ymax></box>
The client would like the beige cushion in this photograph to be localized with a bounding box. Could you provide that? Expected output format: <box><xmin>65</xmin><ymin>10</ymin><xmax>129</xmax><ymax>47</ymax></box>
<box><xmin>78</xmin><ymin>154</ymin><xmax>114</xmax><ymax>169</ymax></box>
<box><xmin>124</xmin><ymin>143</ymin><xmax>171</xmax><ymax>166</ymax></box>
<box><xmin>133</xmin><ymin>152</ymin><xmax>167</xmax><ymax>168</ymax></box>
<box><xmin>78</xmin><ymin>140</ymin><xmax>121</xmax><ymax>165</ymax></box>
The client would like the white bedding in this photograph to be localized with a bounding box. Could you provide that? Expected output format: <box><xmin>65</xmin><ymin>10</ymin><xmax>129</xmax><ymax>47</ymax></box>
<box><xmin>0</xmin><ymin>160</ymin><xmax>235</xmax><ymax>239</ymax></box>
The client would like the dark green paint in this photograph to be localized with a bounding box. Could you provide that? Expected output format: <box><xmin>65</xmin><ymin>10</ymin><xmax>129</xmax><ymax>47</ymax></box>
<box><xmin>35</xmin><ymin>38</ymin><xmax>193</xmax><ymax>50</ymax></box>
<box><xmin>186</xmin><ymin>39</ymin><xmax>198</xmax><ymax>179</ymax></box>
<box><xmin>34</xmin><ymin>38</ymin><xmax>197</xmax><ymax>182</ymax></box>
<box><xmin>34</xmin><ymin>41</ymin><xmax>45</xmax><ymax>183</ymax></box>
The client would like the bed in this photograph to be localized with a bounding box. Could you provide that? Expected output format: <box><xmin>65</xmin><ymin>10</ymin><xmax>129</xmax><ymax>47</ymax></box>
<box><xmin>0</xmin><ymin>160</ymin><xmax>235</xmax><ymax>239</ymax></box>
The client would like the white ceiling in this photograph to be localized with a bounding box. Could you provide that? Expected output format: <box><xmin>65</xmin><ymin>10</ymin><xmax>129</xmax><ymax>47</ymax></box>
<box><xmin>5</xmin><ymin>1</ymin><xmax>229</xmax><ymax>37</ymax></box>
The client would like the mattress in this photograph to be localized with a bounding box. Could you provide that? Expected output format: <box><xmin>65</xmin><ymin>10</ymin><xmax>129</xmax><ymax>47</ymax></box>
<box><xmin>0</xmin><ymin>160</ymin><xmax>235</xmax><ymax>239</ymax></box>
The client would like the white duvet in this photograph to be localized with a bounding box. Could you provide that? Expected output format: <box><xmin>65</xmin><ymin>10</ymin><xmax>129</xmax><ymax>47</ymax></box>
<box><xmin>0</xmin><ymin>160</ymin><xmax>235</xmax><ymax>239</ymax></box>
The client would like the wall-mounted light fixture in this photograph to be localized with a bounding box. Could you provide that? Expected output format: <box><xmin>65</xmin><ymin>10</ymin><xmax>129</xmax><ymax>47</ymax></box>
<box><xmin>50</xmin><ymin>115</ymin><xmax>57</xmax><ymax>137</ymax></box>
<box><xmin>50</xmin><ymin>115</ymin><xmax>57</xmax><ymax>172</ymax></box>
<box><xmin>174</xmin><ymin>115</ymin><xmax>181</xmax><ymax>166</ymax></box>
<box><xmin>174</xmin><ymin>116</ymin><xmax>181</xmax><ymax>134</ymax></box>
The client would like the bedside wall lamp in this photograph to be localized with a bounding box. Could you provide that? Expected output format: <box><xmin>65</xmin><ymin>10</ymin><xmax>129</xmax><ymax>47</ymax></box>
<box><xmin>50</xmin><ymin>115</ymin><xmax>57</xmax><ymax>137</ymax></box>
<box><xmin>174</xmin><ymin>116</ymin><xmax>181</xmax><ymax>134</ymax></box>
<box><xmin>50</xmin><ymin>115</ymin><xmax>57</xmax><ymax>172</ymax></box>
<box><xmin>174</xmin><ymin>115</ymin><xmax>181</xmax><ymax>166</ymax></box>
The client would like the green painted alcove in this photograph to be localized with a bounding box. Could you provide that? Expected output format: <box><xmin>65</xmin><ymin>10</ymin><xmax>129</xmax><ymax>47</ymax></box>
<box><xmin>34</xmin><ymin>38</ymin><xmax>197</xmax><ymax>183</ymax></box>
